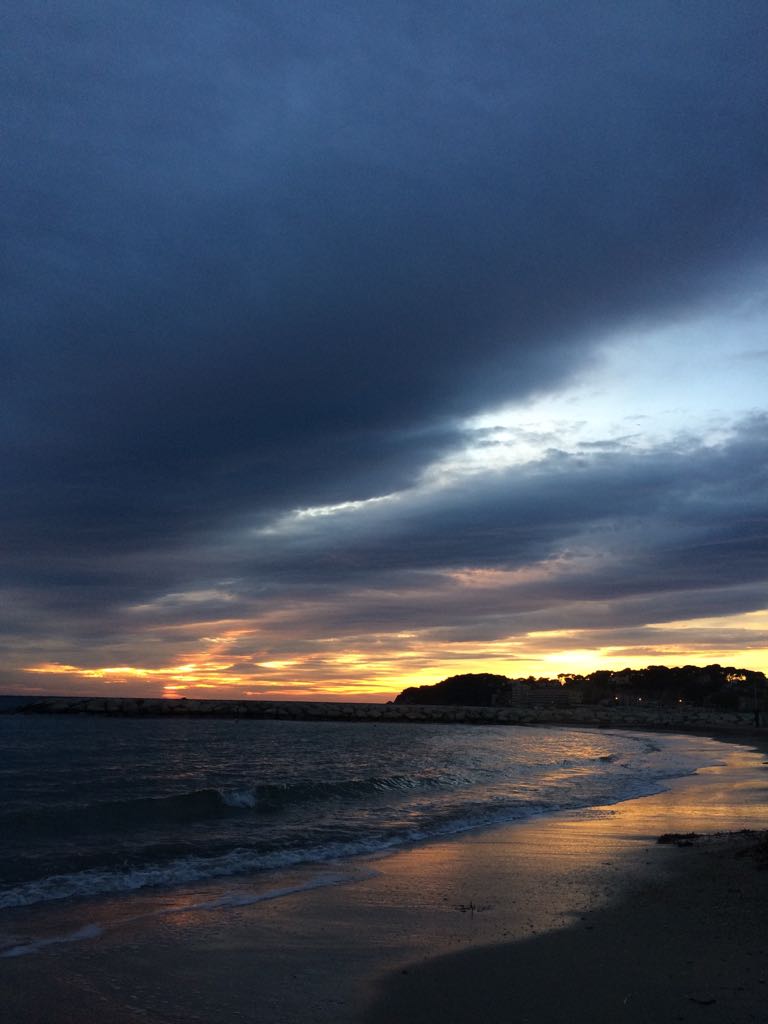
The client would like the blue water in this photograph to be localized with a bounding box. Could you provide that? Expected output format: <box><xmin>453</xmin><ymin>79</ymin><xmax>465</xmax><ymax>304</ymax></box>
<box><xmin>0</xmin><ymin>714</ymin><xmax>721</xmax><ymax>910</ymax></box>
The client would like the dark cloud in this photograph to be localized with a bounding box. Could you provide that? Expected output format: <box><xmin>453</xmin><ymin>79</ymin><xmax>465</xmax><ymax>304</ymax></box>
<box><xmin>223</xmin><ymin>416</ymin><xmax>767</xmax><ymax>587</ymax></box>
<box><xmin>2</xmin><ymin>417</ymin><xmax>765</xmax><ymax>677</ymax></box>
<box><xmin>4</xmin><ymin>3</ymin><xmax>768</xmax><ymax>549</ymax></box>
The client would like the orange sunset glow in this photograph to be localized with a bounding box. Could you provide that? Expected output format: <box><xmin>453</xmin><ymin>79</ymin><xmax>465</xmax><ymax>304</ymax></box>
<box><xmin>20</xmin><ymin>609</ymin><xmax>768</xmax><ymax>701</ymax></box>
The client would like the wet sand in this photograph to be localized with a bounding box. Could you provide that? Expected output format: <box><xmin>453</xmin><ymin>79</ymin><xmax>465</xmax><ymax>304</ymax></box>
<box><xmin>1</xmin><ymin>731</ymin><xmax>767</xmax><ymax>1023</ymax></box>
<box><xmin>364</xmin><ymin>831</ymin><xmax>768</xmax><ymax>1024</ymax></box>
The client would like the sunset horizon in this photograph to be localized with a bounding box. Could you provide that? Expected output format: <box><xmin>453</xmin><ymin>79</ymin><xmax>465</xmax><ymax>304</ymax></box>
<box><xmin>17</xmin><ymin>635</ymin><xmax>768</xmax><ymax>703</ymax></box>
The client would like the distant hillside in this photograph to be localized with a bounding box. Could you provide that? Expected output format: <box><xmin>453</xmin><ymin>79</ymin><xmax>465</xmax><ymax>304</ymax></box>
<box><xmin>394</xmin><ymin>673</ymin><xmax>517</xmax><ymax>707</ymax></box>
<box><xmin>394</xmin><ymin>665</ymin><xmax>768</xmax><ymax>709</ymax></box>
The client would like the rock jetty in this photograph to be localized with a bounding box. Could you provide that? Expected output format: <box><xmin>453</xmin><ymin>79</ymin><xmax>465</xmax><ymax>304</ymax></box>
<box><xmin>4</xmin><ymin>695</ymin><xmax>763</xmax><ymax>734</ymax></box>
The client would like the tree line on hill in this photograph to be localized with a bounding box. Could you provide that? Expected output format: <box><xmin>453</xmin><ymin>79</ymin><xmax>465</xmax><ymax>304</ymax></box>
<box><xmin>394</xmin><ymin>665</ymin><xmax>768</xmax><ymax>709</ymax></box>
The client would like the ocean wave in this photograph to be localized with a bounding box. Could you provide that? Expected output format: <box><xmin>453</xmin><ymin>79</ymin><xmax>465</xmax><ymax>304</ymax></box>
<box><xmin>2</xmin><ymin>789</ymin><xmax>236</xmax><ymax>837</ymax></box>
<box><xmin>1</xmin><ymin>772</ymin><xmax>483</xmax><ymax>838</ymax></box>
<box><xmin>0</xmin><ymin>838</ymin><xmax>404</xmax><ymax>909</ymax></box>
<box><xmin>0</xmin><ymin>871</ymin><xmax>368</xmax><ymax>956</ymax></box>
<box><xmin>0</xmin><ymin>767</ymin><xmax>697</xmax><ymax>910</ymax></box>
<box><xmin>0</xmin><ymin>724</ymin><xmax>725</xmax><ymax>910</ymax></box>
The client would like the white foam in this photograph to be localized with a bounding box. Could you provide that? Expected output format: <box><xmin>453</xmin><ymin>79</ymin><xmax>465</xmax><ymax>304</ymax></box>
<box><xmin>178</xmin><ymin>869</ymin><xmax>374</xmax><ymax>911</ymax></box>
<box><xmin>0</xmin><ymin>923</ymin><xmax>102</xmax><ymax>959</ymax></box>
<box><xmin>220</xmin><ymin>788</ymin><xmax>258</xmax><ymax>808</ymax></box>
<box><xmin>0</xmin><ymin>868</ymin><xmax>378</xmax><ymax>958</ymax></box>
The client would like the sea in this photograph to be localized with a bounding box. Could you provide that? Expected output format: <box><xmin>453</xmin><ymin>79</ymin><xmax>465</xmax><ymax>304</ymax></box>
<box><xmin>0</xmin><ymin>709</ymin><xmax>730</xmax><ymax>933</ymax></box>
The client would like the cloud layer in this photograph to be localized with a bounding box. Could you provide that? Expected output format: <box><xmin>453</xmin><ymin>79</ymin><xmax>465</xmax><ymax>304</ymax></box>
<box><xmin>3</xmin><ymin>3</ymin><xmax>768</xmax><ymax>695</ymax></box>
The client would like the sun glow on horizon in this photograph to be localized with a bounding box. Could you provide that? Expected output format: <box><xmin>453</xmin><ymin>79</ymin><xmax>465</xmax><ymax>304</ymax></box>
<box><xmin>17</xmin><ymin>598</ymin><xmax>768</xmax><ymax>700</ymax></box>
<box><xmin>20</xmin><ymin>610</ymin><xmax>767</xmax><ymax>702</ymax></box>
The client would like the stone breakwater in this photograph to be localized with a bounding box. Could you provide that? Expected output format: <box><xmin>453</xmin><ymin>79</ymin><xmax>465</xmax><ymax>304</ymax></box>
<box><xmin>5</xmin><ymin>695</ymin><xmax>764</xmax><ymax>734</ymax></box>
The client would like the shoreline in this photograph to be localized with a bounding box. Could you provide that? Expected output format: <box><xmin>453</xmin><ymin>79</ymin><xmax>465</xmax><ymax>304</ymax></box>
<box><xmin>5</xmin><ymin>693</ymin><xmax>765</xmax><ymax>737</ymax></box>
<box><xmin>361</xmin><ymin>731</ymin><xmax>768</xmax><ymax>1024</ymax></box>
<box><xmin>1</xmin><ymin>728</ymin><xmax>767</xmax><ymax>1022</ymax></box>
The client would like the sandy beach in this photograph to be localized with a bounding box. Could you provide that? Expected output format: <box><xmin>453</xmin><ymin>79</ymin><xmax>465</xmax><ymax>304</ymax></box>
<box><xmin>1</xmin><ymin>729</ymin><xmax>767</xmax><ymax>1024</ymax></box>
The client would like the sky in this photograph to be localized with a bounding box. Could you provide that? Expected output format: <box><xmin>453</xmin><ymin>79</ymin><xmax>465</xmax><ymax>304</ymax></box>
<box><xmin>3</xmin><ymin>2</ymin><xmax>768</xmax><ymax>701</ymax></box>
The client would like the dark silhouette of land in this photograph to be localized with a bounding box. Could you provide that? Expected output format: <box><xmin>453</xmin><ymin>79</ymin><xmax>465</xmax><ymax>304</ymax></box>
<box><xmin>395</xmin><ymin>664</ymin><xmax>768</xmax><ymax>712</ymax></box>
